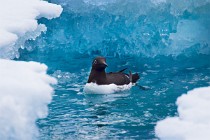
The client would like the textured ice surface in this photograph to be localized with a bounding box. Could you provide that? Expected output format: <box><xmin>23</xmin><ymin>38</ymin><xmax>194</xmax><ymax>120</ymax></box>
<box><xmin>0</xmin><ymin>0</ymin><xmax>62</xmax><ymax>139</ymax></box>
<box><xmin>0</xmin><ymin>59</ymin><xmax>57</xmax><ymax>140</ymax></box>
<box><xmin>0</xmin><ymin>0</ymin><xmax>63</xmax><ymax>59</ymax></box>
<box><xmin>31</xmin><ymin>0</ymin><xmax>210</xmax><ymax>58</ymax></box>
<box><xmin>155</xmin><ymin>87</ymin><xmax>210</xmax><ymax>140</ymax></box>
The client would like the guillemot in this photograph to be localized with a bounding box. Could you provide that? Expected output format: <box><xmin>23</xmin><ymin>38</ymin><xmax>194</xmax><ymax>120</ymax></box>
<box><xmin>87</xmin><ymin>56</ymin><xmax>140</xmax><ymax>85</ymax></box>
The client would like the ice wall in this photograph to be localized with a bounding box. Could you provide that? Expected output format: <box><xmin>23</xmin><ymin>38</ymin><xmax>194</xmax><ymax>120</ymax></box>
<box><xmin>33</xmin><ymin>0</ymin><xmax>210</xmax><ymax>57</ymax></box>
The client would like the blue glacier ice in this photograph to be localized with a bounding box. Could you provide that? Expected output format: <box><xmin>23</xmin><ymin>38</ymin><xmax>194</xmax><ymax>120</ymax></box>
<box><xmin>16</xmin><ymin>0</ymin><xmax>210</xmax><ymax>139</ymax></box>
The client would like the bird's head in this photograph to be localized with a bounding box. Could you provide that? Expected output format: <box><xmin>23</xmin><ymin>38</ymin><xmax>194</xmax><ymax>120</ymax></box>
<box><xmin>92</xmin><ymin>56</ymin><xmax>108</xmax><ymax>71</ymax></box>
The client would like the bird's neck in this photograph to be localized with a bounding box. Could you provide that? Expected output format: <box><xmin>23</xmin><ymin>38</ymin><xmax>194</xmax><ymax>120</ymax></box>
<box><xmin>88</xmin><ymin>69</ymin><xmax>107</xmax><ymax>84</ymax></box>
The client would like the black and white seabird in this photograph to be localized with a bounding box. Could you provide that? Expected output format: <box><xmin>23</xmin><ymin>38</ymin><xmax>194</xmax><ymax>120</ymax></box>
<box><xmin>87</xmin><ymin>56</ymin><xmax>140</xmax><ymax>85</ymax></box>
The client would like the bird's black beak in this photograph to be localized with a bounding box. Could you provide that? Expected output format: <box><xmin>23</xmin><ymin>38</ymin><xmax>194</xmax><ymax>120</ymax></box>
<box><xmin>104</xmin><ymin>62</ymin><xmax>108</xmax><ymax>67</ymax></box>
<box><xmin>102</xmin><ymin>61</ymin><xmax>108</xmax><ymax>67</ymax></box>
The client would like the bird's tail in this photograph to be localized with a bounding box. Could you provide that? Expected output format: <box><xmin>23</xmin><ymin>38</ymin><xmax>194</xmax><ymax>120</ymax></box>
<box><xmin>132</xmin><ymin>73</ymin><xmax>140</xmax><ymax>83</ymax></box>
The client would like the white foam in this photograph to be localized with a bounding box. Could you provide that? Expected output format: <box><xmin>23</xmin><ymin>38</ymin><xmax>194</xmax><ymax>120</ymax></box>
<box><xmin>155</xmin><ymin>86</ymin><xmax>210</xmax><ymax>140</ymax></box>
<box><xmin>0</xmin><ymin>59</ymin><xmax>57</xmax><ymax>140</ymax></box>
<box><xmin>84</xmin><ymin>83</ymin><xmax>133</xmax><ymax>94</ymax></box>
<box><xmin>0</xmin><ymin>0</ymin><xmax>63</xmax><ymax>59</ymax></box>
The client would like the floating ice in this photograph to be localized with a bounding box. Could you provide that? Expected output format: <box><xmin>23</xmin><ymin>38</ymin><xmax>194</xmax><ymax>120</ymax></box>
<box><xmin>0</xmin><ymin>59</ymin><xmax>57</xmax><ymax>140</ymax></box>
<box><xmin>0</xmin><ymin>0</ymin><xmax>62</xmax><ymax>139</ymax></box>
<box><xmin>0</xmin><ymin>0</ymin><xmax>63</xmax><ymax>59</ymax></box>
<box><xmin>155</xmin><ymin>86</ymin><xmax>210</xmax><ymax>140</ymax></box>
<box><xmin>84</xmin><ymin>83</ymin><xmax>132</xmax><ymax>94</ymax></box>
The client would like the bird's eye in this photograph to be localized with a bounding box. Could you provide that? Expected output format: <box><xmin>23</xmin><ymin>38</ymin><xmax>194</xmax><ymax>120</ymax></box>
<box><xmin>94</xmin><ymin>60</ymin><xmax>97</xmax><ymax>64</ymax></box>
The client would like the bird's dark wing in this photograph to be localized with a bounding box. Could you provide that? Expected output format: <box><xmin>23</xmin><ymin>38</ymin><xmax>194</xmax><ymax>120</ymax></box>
<box><xmin>106</xmin><ymin>72</ymin><xmax>130</xmax><ymax>85</ymax></box>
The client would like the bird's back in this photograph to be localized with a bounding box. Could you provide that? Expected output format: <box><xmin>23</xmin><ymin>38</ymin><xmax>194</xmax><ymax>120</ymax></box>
<box><xmin>106</xmin><ymin>72</ymin><xmax>130</xmax><ymax>85</ymax></box>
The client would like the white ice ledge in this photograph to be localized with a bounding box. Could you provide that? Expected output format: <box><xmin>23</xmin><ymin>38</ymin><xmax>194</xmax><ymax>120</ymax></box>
<box><xmin>0</xmin><ymin>59</ymin><xmax>57</xmax><ymax>139</ymax></box>
<box><xmin>155</xmin><ymin>86</ymin><xmax>210</xmax><ymax>140</ymax></box>
<box><xmin>0</xmin><ymin>0</ymin><xmax>63</xmax><ymax>59</ymax></box>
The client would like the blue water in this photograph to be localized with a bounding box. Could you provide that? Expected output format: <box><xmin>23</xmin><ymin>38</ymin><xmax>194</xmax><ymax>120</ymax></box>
<box><xmin>18</xmin><ymin>0</ymin><xmax>210</xmax><ymax>139</ymax></box>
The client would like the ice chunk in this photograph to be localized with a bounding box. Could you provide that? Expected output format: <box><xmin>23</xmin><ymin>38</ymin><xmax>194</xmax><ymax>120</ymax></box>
<box><xmin>0</xmin><ymin>59</ymin><xmax>57</xmax><ymax>140</ymax></box>
<box><xmin>0</xmin><ymin>0</ymin><xmax>63</xmax><ymax>59</ymax></box>
<box><xmin>155</xmin><ymin>87</ymin><xmax>210</xmax><ymax>140</ymax></box>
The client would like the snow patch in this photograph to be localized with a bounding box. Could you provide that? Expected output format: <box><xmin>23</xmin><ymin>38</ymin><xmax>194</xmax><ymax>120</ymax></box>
<box><xmin>0</xmin><ymin>0</ymin><xmax>63</xmax><ymax>59</ymax></box>
<box><xmin>0</xmin><ymin>59</ymin><xmax>57</xmax><ymax>140</ymax></box>
<box><xmin>155</xmin><ymin>87</ymin><xmax>210</xmax><ymax>140</ymax></box>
